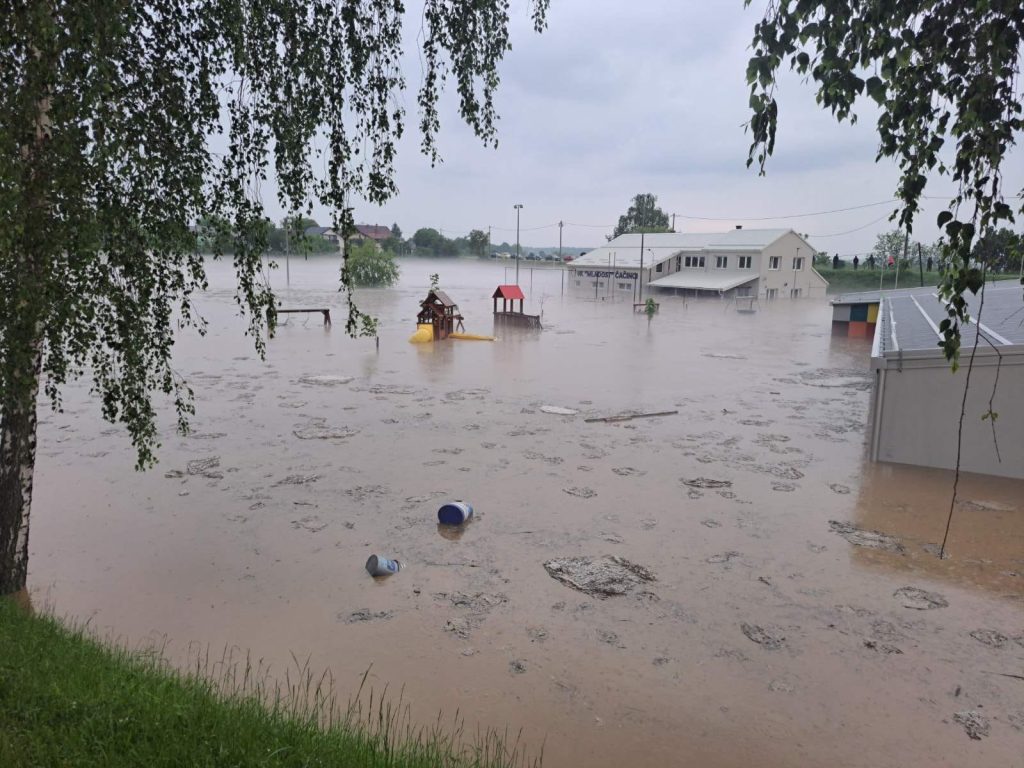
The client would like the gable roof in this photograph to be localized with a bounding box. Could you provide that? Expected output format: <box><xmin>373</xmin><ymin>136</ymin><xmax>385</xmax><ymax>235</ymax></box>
<box><xmin>571</xmin><ymin>229</ymin><xmax>799</xmax><ymax>269</ymax></box>
<box><xmin>304</xmin><ymin>226</ymin><xmax>335</xmax><ymax>237</ymax></box>
<box><xmin>355</xmin><ymin>224</ymin><xmax>393</xmax><ymax>240</ymax></box>
<box><xmin>422</xmin><ymin>289</ymin><xmax>457</xmax><ymax>307</ymax></box>
<box><xmin>492</xmin><ymin>285</ymin><xmax>525</xmax><ymax>300</ymax></box>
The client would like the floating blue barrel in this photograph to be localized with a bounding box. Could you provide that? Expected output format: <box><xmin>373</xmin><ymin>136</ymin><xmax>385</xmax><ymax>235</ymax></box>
<box><xmin>438</xmin><ymin>501</ymin><xmax>474</xmax><ymax>526</ymax></box>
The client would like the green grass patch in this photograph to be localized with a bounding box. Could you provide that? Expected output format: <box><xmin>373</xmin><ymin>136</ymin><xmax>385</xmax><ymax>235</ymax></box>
<box><xmin>0</xmin><ymin>599</ymin><xmax>539</xmax><ymax>768</ymax></box>
<box><xmin>816</xmin><ymin>266</ymin><xmax>1019</xmax><ymax>294</ymax></box>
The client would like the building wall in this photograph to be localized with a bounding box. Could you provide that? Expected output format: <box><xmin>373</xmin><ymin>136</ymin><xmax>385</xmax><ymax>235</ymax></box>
<box><xmin>756</xmin><ymin>231</ymin><xmax>828</xmax><ymax>299</ymax></box>
<box><xmin>872</xmin><ymin>351</ymin><xmax>1024</xmax><ymax>479</ymax></box>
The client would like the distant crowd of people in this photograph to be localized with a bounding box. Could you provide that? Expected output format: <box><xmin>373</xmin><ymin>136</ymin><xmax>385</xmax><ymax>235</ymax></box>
<box><xmin>830</xmin><ymin>253</ymin><xmax>934</xmax><ymax>271</ymax></box>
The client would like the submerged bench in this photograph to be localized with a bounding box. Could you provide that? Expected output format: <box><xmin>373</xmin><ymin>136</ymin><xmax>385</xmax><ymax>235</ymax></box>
<box><xmin>276</xmin><ymin>308</ymin><xmax>332</xmax><ymax>326</ymax></box>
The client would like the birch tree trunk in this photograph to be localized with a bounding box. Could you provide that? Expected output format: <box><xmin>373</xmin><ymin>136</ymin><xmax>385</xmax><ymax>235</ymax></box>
<box><xmin>0</xmin><ymin>11</ymin><xmax>51</xmax><ymax>595</ymax></box>
<box><xmin>0</xmin><ymin>357</ymin><xmax>41</xmax><ymax>595</ymax></box>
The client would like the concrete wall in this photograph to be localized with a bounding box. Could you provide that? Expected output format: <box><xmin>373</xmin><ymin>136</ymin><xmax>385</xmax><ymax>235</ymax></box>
<box><xmin>871</xmin><ymin>349</ymin><xmax>1024</xmax><ymax>479</ymax></box>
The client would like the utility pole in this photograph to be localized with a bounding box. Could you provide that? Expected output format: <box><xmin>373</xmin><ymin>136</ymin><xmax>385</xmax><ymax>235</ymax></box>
<box><xmin>918</xmin><ymin>242</ymin><xmax>924</xmax><ymax>287</ymax></box>
<box><xmin>639</xmin><ymin>231</ymin><xmax>645</xmax><ymax>304</ymax></box>
<box><xmin>558</xmin><ymin>220</ymin><xmax>563</xmax><ymax>262</ymax></box>
<box><xmin>514</xmin><ymin>203</ymin><xmax>523</xmax><ymax>285</ymax></box>
<box><xmin>671</xmin><ymin>213</ymin><xmax>676</xmax><ymax>232</ymax></box>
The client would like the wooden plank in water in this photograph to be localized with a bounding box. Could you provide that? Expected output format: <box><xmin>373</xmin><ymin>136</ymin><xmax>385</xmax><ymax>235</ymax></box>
<box><xmin>584</xmin><ymin>410</ymin><xmax>678</xmax><ymax>423</ymax></box>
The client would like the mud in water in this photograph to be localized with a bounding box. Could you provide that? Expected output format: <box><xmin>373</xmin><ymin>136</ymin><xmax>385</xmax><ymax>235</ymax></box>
<box><xmin>30</xmin><ymin>258</ymin><xmax>1024</xmax><ymax>767</ymax></box>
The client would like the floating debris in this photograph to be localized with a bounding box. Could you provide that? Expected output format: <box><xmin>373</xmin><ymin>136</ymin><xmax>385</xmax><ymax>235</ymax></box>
<box><xmin>344</xmin><ymin>609</ymin><xmax>394</xmax><ymax>623</ymax></box>
<box><xmin>612</xmin><ymin>467</ymin><xmax>646</xmax><ymax>477</ymax></box>
<box><xmin>772</xmin><ymin>482</ymin><xmax>796</xmax><ymax>492</ymax></box>
<box><xmin>585</xmin><ymin>410</ymin><xmax>678</xmax><ymax>423</ymax></box>
<box><xmin>293</xmin><ymin>419</ymin><xmax>360</xmax><ymax>440</ymax></box>
<box><xmin>707</xmin><ymin>551</ymin><xmax>741</xmax><ymax>564</ymax></box>
<box><xmin>509</xmin><ymin>659</ymin><xmax>528</xmax><ymax>674</ymax></box>
<box><xmin>562</xmin><ymin>486</ymin><xmax>597</xmax><ymax>499</ymax></box>
<box><xmin>969</xmin><ymin>629</ymin><xmax>1009</xmax><ymax>648</ymax></box>
<box><xmin>829</xmin><ymin>483</ymin><xmax>851</xmax><ymax>495</ymax></box>
<box><xmin>291</xmin><ymin>516</ymin><xmax>327</xmax><ymax>533</ymax></box>
<box><xmin>187</xmin><ymin>456</ymin><xmax>220</xmax><ymax>476</ymax></box>
<box><xmin>540</xmin><ymin>405</ymin><xmax>578</xmax><ymax>416</ymax></box>
<box><xmin>953</xmin><ymin>710</ymin><xmax>990</xmax><ymax>741</ymax></box>
<box><xmin>543</xmin><ymin>556</ymin><xmax>656</xmax><ymax>598</ymax></box>
<box><xmin>682</xmin><ymin>477</ymin><xmax>732</xmax><ymax>489</ymax></box>
<box><xmin>740</xmin><ymin>623</ymin><xmax>786</xmax><ymax>650</ymax></box>
<box><xmin>273</xmin><ymin>473</ymin><xmax>321</xmax><ymax>486</ymax></box>
<box><xmin>297</xmin><ymin>374</ymin><xmax>354</xmax><ymax>386</ymax></box>
<box><xmin>829</xmin><ymin>521</ymin><xmax>905</xmax><ymax>553</ymax></box>
<box><xmin>894</xmin><ymin>586</ymin><xmax>948</xmax><ymax>610</ymax></box>
<box><xmin>863</xmin><ymin>639</ymin><xmax>903</xmax><ymax>654</ymax></box>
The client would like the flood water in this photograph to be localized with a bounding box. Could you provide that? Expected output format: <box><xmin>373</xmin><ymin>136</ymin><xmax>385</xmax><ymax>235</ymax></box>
<box><xmin>31</xmin><ymin>257</ymin><xmax>1024</xmax><ymax>767</ymax></box>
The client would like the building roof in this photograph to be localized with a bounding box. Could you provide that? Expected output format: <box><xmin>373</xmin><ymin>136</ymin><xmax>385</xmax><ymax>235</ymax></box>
<box><xmin>872</xmin><ymin>282</ymin><xmax>1024</xmax><ymax>359</ymax></box>
<box><xmin>648</xmin><ymin>272</ymin><xmax>759</xmax><ymax>292</ymax></box>
<box><xmin>492</xmin><ymin>285</ymin><xmax>525</xmax><ymax>300</ymax></box>
<box><xmin>570</xmin><ymin>229</ymin><xmax>797</xmax><ymax>269</ymax></box>
<box><xmin>355</xmin><ymin>224</ymin><xmax>392</xmax><ymax>240</ymax></box>
<box><xmin>304</xmin><ymin>226</ymin><xmax>335</xmax><ymax>237</ymax></box>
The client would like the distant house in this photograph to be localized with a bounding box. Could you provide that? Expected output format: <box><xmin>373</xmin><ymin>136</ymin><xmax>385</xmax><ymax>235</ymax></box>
<box><xmin>351</xmin><ymin>224</ymin><xmax>393</xmax><ymax>250</ymax></box>
<box><xmin>304</xmin><ymin>226</ymin><xmax>340</xmax><ymax>244</ymax></box>
<box><xmin>567</xmin><ymin>228</ymin><xmax>827</xmax><ymax>301</ymax></box>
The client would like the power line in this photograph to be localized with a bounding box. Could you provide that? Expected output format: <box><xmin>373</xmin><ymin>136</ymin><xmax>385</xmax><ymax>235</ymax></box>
<box><xmin>806</xmin><ymin>213</ymin><xmax>893</xmax><ymax>238</ymax></box>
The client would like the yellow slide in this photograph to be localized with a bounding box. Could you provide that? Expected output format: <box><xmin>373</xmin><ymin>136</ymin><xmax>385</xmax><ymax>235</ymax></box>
<box><xmin>450</xmin><ymin>332</ymin><xmax>495</xmax><ymax>341</ymax></box>
<box><xmin>409</xmin><ymin>323</ymin><xmax>434</xmax><ymax>343</ymax></box>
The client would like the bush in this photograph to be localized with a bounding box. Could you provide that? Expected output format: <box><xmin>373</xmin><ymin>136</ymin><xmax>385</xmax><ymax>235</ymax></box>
<box><xmin>346</xmin><ymin>241</ymin><xmax>400</xmax><ymax>287</ymax></box>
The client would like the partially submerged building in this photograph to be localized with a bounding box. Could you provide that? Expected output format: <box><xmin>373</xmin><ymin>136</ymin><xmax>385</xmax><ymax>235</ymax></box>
<box><xmin>866</xmin><ymin>282</ymin><xmax>1024</xmax><ymax>479</ymax></box>
<box><xmin>567</xmin><ymin>228</ymin><xmax>827</xmax><ymax>300</ymax></box>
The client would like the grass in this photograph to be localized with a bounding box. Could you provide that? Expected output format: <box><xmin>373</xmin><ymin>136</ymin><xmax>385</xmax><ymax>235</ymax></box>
<box><xmin>817</xmin><ymin>266</ymin><xmax>1020</xmax><ymax>294</ymax></box>
<box><xmin>0</xmin><ymin>598</ymin><xmax>539</xmax><ymax>768</ymax></box>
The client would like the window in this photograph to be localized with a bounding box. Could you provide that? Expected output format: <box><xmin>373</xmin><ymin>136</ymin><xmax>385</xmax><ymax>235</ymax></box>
<box><xmin>766</xmin><ymin>288</ymin><xmax>778</xmax><ymax>300</ymax></box>
<box><xmin>715</xmin><ymin>256</ymin><xmax>728</xmax><ymax>269</ymax></box>
<box><xmin>792</xmin><ymin>257</ymin><xmax>804</xmax><ymax>270</ymax></box>
<box><xmin>684</xmin><ymin>255</ymin><xmax>706</xmax><ymax>268</ymax></box>
<box><xmin>655</xmin><ymin>262</ymin><xmax>663</xmax><ymax>273</ymax></box>
<box><xmin>790</xmin><ymin>288</ymin><xmax>802</xmax><ymax>298</ymax></box>
<box><xmin>738</xmin><ymin>256</ymin><xmax>752</xmax><ymax>269</ymax></box>
<box><xmin>618</xmin><ymin>282</ymin><xmax>630</xmax><ymax>290</ymax></box>
<box><xmin>768</xmin><ymin>256</ymin><xmax>780</xmax><ymax>270</ymax></box>
<box><xmin>675</xmin><ymin>256</ymin><xmax>681</xmax><ymax>270</ymax></box>
<box><xmin>736</xmin><ymin>286</ymin><xmax>752</xmax><ymax>298</ymax></box>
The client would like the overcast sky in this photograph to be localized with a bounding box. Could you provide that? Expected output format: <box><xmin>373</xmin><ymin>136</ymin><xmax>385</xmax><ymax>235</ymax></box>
<box><xmin>292</xmin><ymin>1</ymin><xmax>1023</xmax><ymax>256</ymax></box>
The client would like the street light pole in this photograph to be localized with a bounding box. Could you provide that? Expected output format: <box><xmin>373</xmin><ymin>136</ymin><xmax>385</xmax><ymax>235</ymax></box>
<box><xmin>514</xmin><ymin>203</ymin><xmax>523</xmax><ymax>284</ymax></box>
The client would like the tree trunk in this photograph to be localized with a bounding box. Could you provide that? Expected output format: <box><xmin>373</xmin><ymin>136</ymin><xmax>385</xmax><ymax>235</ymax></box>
<box><xmin>1</xmin><ymin>7</ymin><xmax>52</xmax><ymax>596</ymax></box>
<box><xmin>0</xmin><ymin>357</ymin><xmax>41</xmax><ymax>596</ymax></box>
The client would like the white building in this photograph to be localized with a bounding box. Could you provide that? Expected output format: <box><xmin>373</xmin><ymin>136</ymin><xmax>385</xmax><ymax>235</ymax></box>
<box><xmin>567</xmin><ymin>228</ymin><xmax>828</xmax><ymax>301</ymax></box>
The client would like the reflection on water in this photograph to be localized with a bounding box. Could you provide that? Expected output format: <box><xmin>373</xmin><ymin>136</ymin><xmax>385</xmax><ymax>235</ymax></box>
<box><xmin>29</xmin><ymin>257</ymin><xmax>1024</xmax><ymax>768</ymax></box>
<box><xmin>853</xmin><ymin>462</ymin><xmax>1024</xmax><ymax>595</ymax></box>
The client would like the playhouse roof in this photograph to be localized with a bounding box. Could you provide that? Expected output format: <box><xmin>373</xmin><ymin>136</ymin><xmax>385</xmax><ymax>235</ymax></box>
<box><xmin>492</xmin><ymin>285</ymin><xmax>525</xmax><ymax>300</ymax></box>
<box><xmin>422</xmin><ymin>289</ymin><xmax>457</xmax><ymax>307</ymax></box>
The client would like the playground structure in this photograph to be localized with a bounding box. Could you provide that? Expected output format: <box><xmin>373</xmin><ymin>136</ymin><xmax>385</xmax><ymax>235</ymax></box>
<box><xmin>409</xmin><ymin>289</ymin><xmax>495</xmax><ymax>343</ymax></box>
<box><xmin>492</xmin><ymin>284</ymin><xmax>542</xmax><ymax>330</ymax></box>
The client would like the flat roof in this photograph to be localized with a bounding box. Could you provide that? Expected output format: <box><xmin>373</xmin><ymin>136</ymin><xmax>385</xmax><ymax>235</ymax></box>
<box><xmin>570</xmin><ymin>229</ymin><xmax>797</xmax><ymax>269</ymax></box>
<box><xmin>874</xmin><ymin>282</ymin><xmax>1024</xmax><ymax>357</ymax></box>
<box><xmin>648</xmin><ymin>272</ymin><xmax>758</xmax><ymax>292</ymax></box>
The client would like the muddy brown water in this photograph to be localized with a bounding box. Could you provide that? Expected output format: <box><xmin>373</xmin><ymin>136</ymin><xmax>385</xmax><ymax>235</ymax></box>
<box><xmin>31</xmin><ymin>258</ymin><xmax>1024</xmax><ymax>767</ymax></box>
